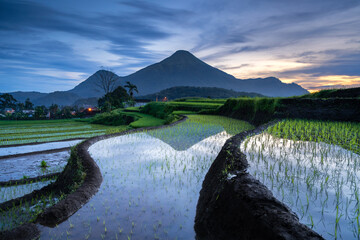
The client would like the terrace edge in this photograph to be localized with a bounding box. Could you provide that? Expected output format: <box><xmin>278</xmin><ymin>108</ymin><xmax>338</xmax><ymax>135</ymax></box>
<box><xmin>195</xmin><ymin>120</ymin><xmax>325</xmax><ymax>240</ymax></box>
<box><xmin>0</xmin><ymin>116</ymin><xmax>187</xmax><ymax>240</ymax></box>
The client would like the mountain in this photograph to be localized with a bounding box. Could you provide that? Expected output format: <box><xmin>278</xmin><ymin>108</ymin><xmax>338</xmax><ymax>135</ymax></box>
<box><xmin>68</xmin><ymin>70</ymin><xmax>119</xmax><ymax>98</ymax></box>
<box><xmin>6</xmin><ymin>91</ymin><xmax>47</xmax><ymax>103</ymax></box>
<box><xmin>6</xmin><ymin>50</ymin><xmax>309</xmax><ymax>106</ymax></box>
<box><xmin>138</xmin><ymin>86</ymin><xmax>264</xmax><ymax>100</ymax></box>
<box><xmin>119</xmin><ymin>50</ymin><xmax>308</xmax><ymax>97</ymax></box>
<box><xmin>32</xmin><ymin>91</ymin><xmax>81</xmax><ymax>106</ymax></box>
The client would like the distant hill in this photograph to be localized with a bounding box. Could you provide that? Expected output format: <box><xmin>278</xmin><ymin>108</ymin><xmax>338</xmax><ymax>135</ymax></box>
<box><xmin>6</xmin><ymin>50</ymin><xmax>309</xmax><ymax>106</ymax></box>
<box><xmin>32</xmin><ymin>91</ymin><xmax>81</xmax><ymax>106</ymax></box>
<box><xmin>301</xmin><ymin>87</ymin><xmax>360</xmax><ymax>98</ymax></box>
<box><xmin>6</xmin><ymin>91</ymin><xmax>47</xmax><ymax>103</ymax></box>
<box><xmin>138</xmin><ymin>86</ymin><xmax>264</xmax><ymax>101</ymax></box>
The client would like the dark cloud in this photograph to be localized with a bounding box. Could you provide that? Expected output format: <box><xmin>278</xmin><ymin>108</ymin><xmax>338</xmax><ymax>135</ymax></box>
<box><xmin>0</xmin><ymin>0</ymin><xmax>359</xmax><ymax>92</ymax></box>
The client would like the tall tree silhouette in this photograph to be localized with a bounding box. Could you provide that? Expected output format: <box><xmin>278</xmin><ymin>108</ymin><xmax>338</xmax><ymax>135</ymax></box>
<box><xmin>95</xmin><ymin>69</ymin><xmax>118</xmax><ymax>95</ymax></box>
<box><xmin>124</xmin><ymin>81</ymin><xmax>138</xmax><ymax>99</ymax></box>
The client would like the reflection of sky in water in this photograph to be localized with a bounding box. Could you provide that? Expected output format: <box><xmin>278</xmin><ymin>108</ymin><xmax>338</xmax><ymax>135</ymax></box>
<box><xmin>0</xmin><ymin>180</ymin><xmax>54</xmax><ymax>204</ymax></box>
<box><xmin>241</xmin><ymin>133</ymin><xmax>360</xmax><ymax>240</ymax></box>
<box><xmin>0</xmin><ymin>140</ymin><xmax>81</xmax><ymax>156</ymax></box>
<box><xmin>38</xmin><ymin>123</ymin><xmax>232</xmax><ymax>239</ymax></box>
<box><xmin>0</xmin><ymin>151</ymin><xmax>69</xmax><ymax>181</ymax></box>
<box><xmin>147</xmin><ymin>122</ymin><xmax>224</xmax><ymax>151</ymax></box>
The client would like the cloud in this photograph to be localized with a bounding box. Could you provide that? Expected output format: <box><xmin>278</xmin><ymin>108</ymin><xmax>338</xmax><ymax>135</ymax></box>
<box><xmin>0</xmin><ymin>0</ymin><xmax>360</xmax><ymax>92</ymax></box>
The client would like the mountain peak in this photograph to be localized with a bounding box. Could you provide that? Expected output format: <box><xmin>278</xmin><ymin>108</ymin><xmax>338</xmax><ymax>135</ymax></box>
<box><xmin>172</xmin><ymin>50</ymin><xmax>194</xmax><ymax>57</ymax></box>
<box><xmin>162</xmin><ymin>50</ymin><xmax>201</xmax><ymax>65</ymax></box>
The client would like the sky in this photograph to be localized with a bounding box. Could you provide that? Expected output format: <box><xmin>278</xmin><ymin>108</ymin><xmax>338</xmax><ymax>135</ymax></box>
<box><xmin>0</xmin><ymin>0</ymin><xmax>360</xmax><ymax>93</ymax></box>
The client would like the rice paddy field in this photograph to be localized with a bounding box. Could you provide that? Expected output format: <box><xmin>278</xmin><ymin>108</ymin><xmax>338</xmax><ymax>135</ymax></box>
<box><xmin>2</xmin><ymin>113</ymin><xmax>360</xmax><ymax>239</ymax></box>
<box><xmin>0</xmin><ymin>119</ymin><xmax>128</xmax><ymax>146</ymax></box>
<box><xmin>241</xmin><ymin>119</ymin><xmax>360</xmax><ymax>239</ymax></box>
<box><xmin>37</xmin><ymin>115</ymin><xmax>253</xmax><ymax>239</ymax></box>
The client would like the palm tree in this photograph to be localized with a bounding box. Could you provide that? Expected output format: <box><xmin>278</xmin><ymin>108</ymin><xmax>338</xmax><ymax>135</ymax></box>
<box><xmin>124</xmin><ymin>81</ymin><xmax>138</xmax><ymax>99</ymax></box>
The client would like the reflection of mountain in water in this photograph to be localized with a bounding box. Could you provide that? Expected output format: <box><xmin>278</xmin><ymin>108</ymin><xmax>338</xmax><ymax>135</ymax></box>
<box><xmin>147</xmin><ymin>122</ymin><xmax>224</xmax><ymax>151</ymax></box>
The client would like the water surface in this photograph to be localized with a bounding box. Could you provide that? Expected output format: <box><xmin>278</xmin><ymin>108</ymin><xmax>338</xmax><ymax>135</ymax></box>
<box><xmin>38</xmin><ymin>116</ymin><xmax>252</xmax><ymax>239</ymax></box>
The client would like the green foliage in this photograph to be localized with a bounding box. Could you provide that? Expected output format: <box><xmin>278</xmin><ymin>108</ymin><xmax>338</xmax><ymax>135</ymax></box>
<box><xmin>300</xmin><ymin>87</ymin><xmax>360</xmax><ymax>99</ymax></box>
<box><xmin>98</xmin><ymin>86</ymin><xmax>130</xmax><ymax>111</ymax></box>
<box><xmin>217</xmin><ymin>97</ymin><xmax>280</xmax><ymax>125</ymax></box>
<box><xmin>90</xmin><ymin>110</ymin><xmax>136</xmax><ymax>126</ymax></box>
<box><xmin>267</xmin><ymin>119</ymin><xmax>360</xmax><ymax>154</ymax></box>
<box><xmin>124</xmin><ymin>81</ymin><xmax>138</xmax><ymax>99</ymax></box>
<box><xmin>40</xmin><ymin>160</ymin><xmax>48</xmax><ymax>168</ymax></box>
<box><xmin>34</xmin><ymin>105</ymin><xmax>48</xmax><ymax>119</ymax></box>
<box><xmin>0</xmin><ymin>93</ymin><xmax>17</xmax><ymax>109</ymax></box>
<box><xmin>140</xmin><ymin>102</ymin><xmax>174</xmax><ymax>119</ymax></box>
<box><xmin>24</xmin><ymin>98</ymin><xmax>34</xmax><ymax>110</ymax></box>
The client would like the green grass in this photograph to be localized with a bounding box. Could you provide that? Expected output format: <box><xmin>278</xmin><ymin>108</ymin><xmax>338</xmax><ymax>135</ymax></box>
<box><xmin>168</xmin><ymin>101</ymin><xmax>223</xmax><ymax>110</ymax></box>
<box><xmin>185</xmin><ymin>115</ymin><xmax>254</xmax><ymax>135</ymax></box>
<box><xmin>267</xmin><ymin>119</ymin><xmax>360</xmax><ymax>154</ymax></box>
<box><xmin>125</xmin><ymin>106</ymin><xmax>141</xmax><ymax>112</ymax></box>
<box><xmin>127</xmin><ymin>112</ymin><xmax>165</xmax><ymax>128</ymax></box>
<box><xmin>172</xmin><ymin>110</ymin><xmax>197</xmax><ymax>115</ymax></box>
<box><xmin>0</xmin><ymin>118</ymin><xmax>128</xmax><ymax>146</ymax></box>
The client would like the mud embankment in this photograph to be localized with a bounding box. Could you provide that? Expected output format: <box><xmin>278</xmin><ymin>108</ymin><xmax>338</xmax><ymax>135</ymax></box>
<box><xmin>195</xmin><ymin>121</ymin><xmax>324</xmax><ymax>240</ymax></box>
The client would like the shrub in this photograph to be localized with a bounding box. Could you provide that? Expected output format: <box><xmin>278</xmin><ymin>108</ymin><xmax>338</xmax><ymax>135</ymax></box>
<box><xmin>90</xmin><ymin>110</ymin><xmax>136</xmax><ymax>126</ymax></box>
<box><xmin>140</xmin><ymin>102</ymin><xmax>174</xmax><ymax>119</ymax></box>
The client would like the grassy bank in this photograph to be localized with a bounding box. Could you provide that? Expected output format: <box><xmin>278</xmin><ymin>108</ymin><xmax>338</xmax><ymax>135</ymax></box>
<box><xmin>216</xmin><ymin>98</ymin><xmax>280</xmax><ymax>125</ymax></box>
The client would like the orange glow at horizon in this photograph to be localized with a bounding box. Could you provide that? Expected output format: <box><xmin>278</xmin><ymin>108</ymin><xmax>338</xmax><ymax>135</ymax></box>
<box><xmin>280</xmin><ymin>75</ymin><xmax>360</xmax><ymax>91</ymax></box>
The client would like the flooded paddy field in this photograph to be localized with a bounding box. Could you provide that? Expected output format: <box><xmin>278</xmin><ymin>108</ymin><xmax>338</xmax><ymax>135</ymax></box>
<box><xmin>0</xmin><ymin>140</ymin><xmax>82</xmax><ymax>157</ymax></box>
<box><xmin>241</xmin><ymin>119</ymin><xmax>360</xmax><ymax>239</ymax></box>
<box><xmin>0</xmin><ymin>151</ymin><xmax>69</xmax><ymax>182</ymax></box>
<box><xmin>0</xmin><ymin>139</ymin><xmax>80</xmax><ymax>231</ymax></box>
<box><xmin>38</xmin><ymin>115</ymin><xmax>253</xmax><ymax>239</ymax></box>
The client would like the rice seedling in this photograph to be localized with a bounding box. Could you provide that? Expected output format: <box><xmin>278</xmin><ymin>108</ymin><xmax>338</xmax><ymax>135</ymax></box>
<box><xmin>0</xmin><ymin>119</ymin><xmax>128</xmax><ymax>146</ymax></box>
<box><xmin>241</xmin><ymin>119</ymin><xmax>360</xmax><ymax>239</ymax></box>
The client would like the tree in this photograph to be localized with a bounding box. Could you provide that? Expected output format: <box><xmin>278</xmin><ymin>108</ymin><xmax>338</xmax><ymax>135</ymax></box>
<box><xmin>0</xmin><ymin>93</ymin><xmax>17</xmax><ymax>109</ymax></box>
<box><xmin>48</xmin><ymin>104</ymin><xmax>59</xmax><ymax>119</ymax></box>
<box><xmin>61</xmin><ymin>106</ymin><xmax>73</xmax><ymax>119</ymax></box>
<box><xmin>95</xmin><ymin>69</ymin><xmax>119</xmax><ymax>96</ymax></box>
<box><xmin>124</xmin><ymin>81</ymin><xmax>138</xmax><ymax>99</ymax></box>
<box><xmin>95</xmin><ymin>69</ymin><xmax>119</xmax><ymax>111</ymax></box>
<box><xmin>35</xmin><ymin>105</ymin><xmax>47</xmax><ymax>119</ymax></box>
<box><xmin>16</xmin><ymin>102</ymin><xmax>25</xmax><ymax>112</ymax></box>
<box><xmin>98</xmin><ymin>86</ymin><xmax>130</xmax><ymax>111</ymax></box>
<box><xmin>24</xmin><ymin>98</ymin><xmax>34</xmax><ymax>110</ymax></box>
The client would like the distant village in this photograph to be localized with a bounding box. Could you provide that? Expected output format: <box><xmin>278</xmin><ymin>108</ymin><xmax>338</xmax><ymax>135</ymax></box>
<box><xmin>0</xmin><ymin>93</ymin><xmax>100</xmax><ymax>120</ymax></box>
